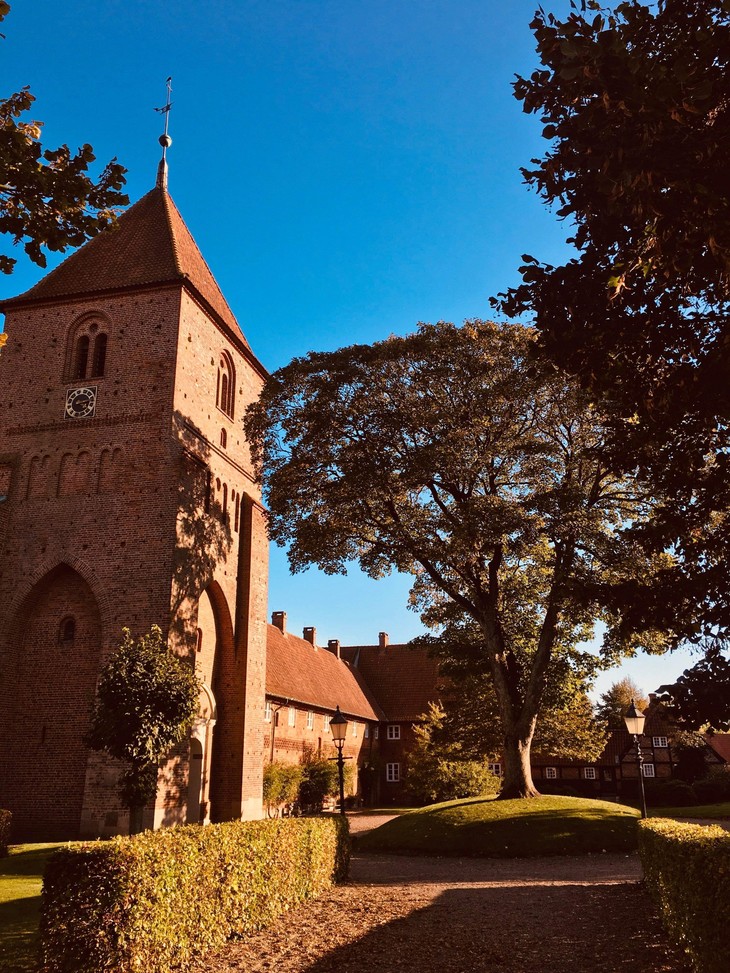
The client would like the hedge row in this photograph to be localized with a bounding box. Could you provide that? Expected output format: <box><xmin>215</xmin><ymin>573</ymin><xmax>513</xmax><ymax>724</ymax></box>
<box><xmin>41</xmin><ymin>816</ymin><xmax>350</xmax><ymax>973</ymax></box>
<box><xmin>0</xmin><ymin>809</ymin><xmax>11</xmax><ymax>857</ymax></box>
<box><xmin>638</xmin><ymin>818</ymin><xmax>730</xmax><ymax>973</ymax></box>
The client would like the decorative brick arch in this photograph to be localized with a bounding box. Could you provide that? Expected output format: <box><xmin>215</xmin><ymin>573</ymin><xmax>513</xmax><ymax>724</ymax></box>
<box><xmin>0</xmin><ymin>562</ymin><xmax>104</xmax><ymax>840</ymax></box>
<box><xmin>5</xmin><ymin>553</ymin><xmax>114</xmax><ymax>635</ymax></box>
<box><xmin>63</xmin><ymin>310</ymin><xmax>113</xmax><ymax>382</ymax></box>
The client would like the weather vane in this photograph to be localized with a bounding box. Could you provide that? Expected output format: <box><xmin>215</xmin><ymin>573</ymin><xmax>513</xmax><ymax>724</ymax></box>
<box><xmin>154</xmin><ymin>77</ymin><xmax>173</xmax><ymax>189</ymax></box>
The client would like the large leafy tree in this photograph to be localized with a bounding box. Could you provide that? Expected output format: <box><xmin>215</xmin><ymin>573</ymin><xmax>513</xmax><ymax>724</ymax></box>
<box><xmin>594</xmin><ymin>676</ymin><xmax>649</xmax><ymax>730</ymax></box>
<box><xmin>657</xmin><ymin>640</ymin><xmax>730</xmax><ymax>731</ymax></box>
<box><xmin>85</xmin><ymin>626</ymin><xmax>200</xmax><ymax>834</ymax></box>
<box><xmin>246</xmin><ymin>320</ymin><xmax>672</xmax><ymax>797</ymax></box>
<box><xmin>496</xmin><ymin>0</ymin><xmax>730</xmax><ymax>635</ymax></box>
<box><xmin>0</xmin><ymin>3</ymin><xmax>127</xmax><ymax>274</ymax></box>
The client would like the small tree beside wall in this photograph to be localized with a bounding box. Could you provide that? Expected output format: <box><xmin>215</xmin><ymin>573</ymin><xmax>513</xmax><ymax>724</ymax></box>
<box><xmin>85</xmin><ymin>626</ymin><xmax>200</xmax><ymax>834</ymax></box>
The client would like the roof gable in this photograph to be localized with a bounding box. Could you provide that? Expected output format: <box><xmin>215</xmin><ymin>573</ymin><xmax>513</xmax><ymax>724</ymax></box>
<box><xmin>2</xmin><ymin>187</ymin><xmax>251</xmax><ymax>352</ymax></box>
<box><xmin>266</xmin><ymin>625</ymin><xmax>383</xmax><ymax>721</ymax></box>
<box><xmin>340</xmin><ymin>643</ymin><xmax>443</xmax><ymax>722</ymax></box>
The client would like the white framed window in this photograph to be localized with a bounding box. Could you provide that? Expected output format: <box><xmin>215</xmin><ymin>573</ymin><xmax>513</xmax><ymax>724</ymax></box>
<box><xmin>288</xmin><ymin>706</ymin><xmax>296</xmax><ymax>727</ymax></box>
<box><xmin>652</xmin><ymin>736</ymin><xmax>668</xmax><ymax>748</ymax></box>
<box><xmin>545</xmin><ymin>767</ymin><xmax>557</xmax><ymax>780</ymax></box>
<box><xmin>264</xmin><ymin>701</ymin><xmax>272</xmax><ymax>723</ymax></box>
<box><xmin>306</xmin><ymin>710</ymin><xmax>314</xmax><ymax>730</ymax></box>
<box><xmin>386</xmin><ymin>762</ymin><xmax>400</xmax><ymax>783</ymax></box>
<box><xmin>374</xmin><ymin>726</ymin><xmax>379</xmax><ymax>740</ymax></box>
<box><xmin>642</xmin><ymin>763</ymin><xmax>656</xmax><ymax>778</ymax></box>
<box><xmin>488</xmin><ymin>763</ymin><xmax>501</xmax><ymax>776</ymax></box>
<box><xmin>583</xmin><ymin>767</ymin><xmax>597</xmax><ymax>780</ymax></box>
<box><xmin>323</xmin><ymin>715</ymin><xmax>331</xmax><ymax>733</ymax></box>
<box><xmin>352</xmin><ymin>721</ymin><xmax>358</xmax><ymax>738</ymax></box>
<box><xmin>387</xmin><ymin>724</ymin><xmax>401</xmax><ymax>740</ymax></box>
<box><xmin>364</xmin><ymin>723</ymin><xmax>369</xmax><ymax>739</ymax></box>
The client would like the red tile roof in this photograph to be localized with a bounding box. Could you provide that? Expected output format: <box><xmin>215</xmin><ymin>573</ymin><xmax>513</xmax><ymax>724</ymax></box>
<box><xmin>1</xmin><ymin>187</ymin><xmax>257</xmax><ymax>360</ymax></box>
<box><xmin>340</xmin><ymin>643</ymin><xmax>443</xmax><ymax>722</ymax></box>
<box><xmin>706</xmin><ymin>733</ymin><xmax>730</xmax><ymax>764</ymax></box>
<box><xmin>266</xmin><ymin>625</ymin><xmax>383</xmax><ymax>721</ymax></box>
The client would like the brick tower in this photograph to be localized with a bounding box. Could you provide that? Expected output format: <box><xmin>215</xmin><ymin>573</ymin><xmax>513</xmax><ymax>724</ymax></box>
<box><xmin>0</xmin><ymin>162</ymin><xmax>268</xmax><ymax>839</ymax></box>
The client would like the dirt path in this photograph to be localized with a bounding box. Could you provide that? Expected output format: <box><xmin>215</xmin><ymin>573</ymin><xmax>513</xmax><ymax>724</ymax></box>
<box><xmin>195</xmin><ymin>851</ymin><xmax>690</xmax><ymax>973</ymax></box>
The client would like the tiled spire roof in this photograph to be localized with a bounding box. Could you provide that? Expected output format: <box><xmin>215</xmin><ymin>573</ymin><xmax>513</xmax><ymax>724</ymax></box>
<box><xmin>1</xmin><ymin>187</ymin><xmax>252</xmax><ymax>353</ymax></box>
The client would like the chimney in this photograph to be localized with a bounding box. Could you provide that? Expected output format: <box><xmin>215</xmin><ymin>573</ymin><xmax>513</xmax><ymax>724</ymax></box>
<box><xmin>303</xmin><ymin>626</ymin><xmax>316</xmax><ymax>646</ymax></box>
<box><xmin>328</xmin><ymin>639</ymin><xmax>341</xmax><ymax>659</ymax></box>
<box><xmin>648</xmin><ymin>693</ymin><xmax>657</xmax><ymax>704</ymax></box>
<box><xmin>379</xmin><ymin>632</ymin><xmax>389</xmax><ymax>648</ymax></box>
<box><xmin>272</xmin><ymin>611</ymin><xmax>287</xmax><ymax>634</ymax></box>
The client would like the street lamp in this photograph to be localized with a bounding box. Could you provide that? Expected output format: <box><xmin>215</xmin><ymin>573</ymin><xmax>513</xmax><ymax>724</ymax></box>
<box><xmin>330</xmin><ymin>706</ymin><xmax>349</xmax><ymax>816</ymax></box>
<box><xmin>624</xmin><ymin>699</ymin><xmax>648</xmax><ymax>819</ymax></box>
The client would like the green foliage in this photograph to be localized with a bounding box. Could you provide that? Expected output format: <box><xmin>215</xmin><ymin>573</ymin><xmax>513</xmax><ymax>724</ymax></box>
<box><xmin>639</xmin><ymin>818</ymin><xmax>730</xmax><ymax>973</ymax></box>
<box><xmin>0</xmin><ymin>809</ymin><xmax>10</xmax><ymax>857</ymax></box>
<box><xmin>405</xmin><ymin>704</ymin><xmax>499</xmax><ymax>805</ymax></box>
<box><xmin>644</xmin><ymin>779</ymin><xmax>697</xmax><ymax>808</ymax></box>
<box><xmin>263</xmin><ymin>762</ymin><xmax>303</xmax><ymax>815</ymax></box>
<box><xmin>246</xmin><ymin>319</ymin><xmax>667</xmax><ymax>798</ymax></box>
<box><xmin>496</xmin><ymin>0</ymin><xmax>730</xmax><ymax>642</ymax></box>
<box><xmin>658</xmin><ymin>641</ymin><xmax>730</xmax><ymax>731</ymax></box>
<box><xmin>594</xmin><ymin>677</ymin><xmax>649</xmax><ymax>730</ymax></box>
<box><xmin>40</xmin><ymin>817</ymin><xmax>350</xmax><ymax>973</ymax></box>
<box><xmin>298</xmin><ymin>748</ymin><xmax>353</xmax><ymax>811</ymax></box>
<box><xmin>358</xmin><ymin>795</ymin><xmax>639</xmax><ymax>858</ymax></box>
<box><xmin>0</xmin><ymin>6</ymin><xmax>127</xmax><ymax>274</ymax></box>
<box><xmin>672</xmin><ymin>730</ymin><xmax>713</xmax><ymax>783</ymax></box>
<box><xmin>84</xmin><ymin>626</ymin><xmax>200</xmax><ymax>818</ymax></box>
<box><xmin>693</xmin><ymin>773</ymin><xmax>730</xmax><ymax>805</ymax></box>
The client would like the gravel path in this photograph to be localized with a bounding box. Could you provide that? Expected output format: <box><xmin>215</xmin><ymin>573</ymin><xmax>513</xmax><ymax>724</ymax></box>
<box><xmin>195</xmin><ymin>850</ymin><xmax>690</xmax><ymax>973</ymax></box>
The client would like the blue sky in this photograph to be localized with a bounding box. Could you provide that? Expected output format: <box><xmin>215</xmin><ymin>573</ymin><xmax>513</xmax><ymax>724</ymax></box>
<box><xmin>1</xmin><ymin>1</ymin><xmax>696</xmax><ymax>698</ymax></box>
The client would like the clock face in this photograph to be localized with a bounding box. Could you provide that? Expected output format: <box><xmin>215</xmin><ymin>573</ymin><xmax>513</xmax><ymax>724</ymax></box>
<box><xmin>65</xmin><ymin>386</ymin><xmax>97</xmax><ymax>419</ymax></box>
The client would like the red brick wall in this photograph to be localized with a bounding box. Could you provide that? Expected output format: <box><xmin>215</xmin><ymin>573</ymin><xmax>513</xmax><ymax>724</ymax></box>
<box><xmin>0</xmin><ymin>281</ymin><xmax>269</xmax><ymax>838</ymax></box>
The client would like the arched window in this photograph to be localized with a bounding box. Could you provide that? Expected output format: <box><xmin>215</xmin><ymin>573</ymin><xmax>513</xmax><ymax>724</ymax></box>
<box><xmin>220</xmin><ymin>428</ymin><xmax>227</xmax><ymax>449</ymax></box>
<box><xmin>195</xmin><ymin>628</ymin><xmax>203</xmax><ymax>654</ymax></box>
<box><xmin>73</xmin><ymin>335</ymin><xmax>90</xmax><ymax>379</ymax></box>
<box><xmin>222</xmin><ymin>483</ymin><xmax>228</xmax><ymax>520</ymax></box>
<box><xmin>216</xmin><ymin>351</ymin><xmax>235</xmax><ymax>419</ymax></box>
<box><xmin>91</xmin><ymin>333</ymin><xmax>108</xmax><ymax>377</ymax></box>
<box><xmin>65</xmin><ymin>315</ymin><xmax>111</xmax><ymax>382</ymax></box>
<box><xmin>59</xmin><ymin>616</ymin><xmax>76</xmax><ymax>644</ymax></box>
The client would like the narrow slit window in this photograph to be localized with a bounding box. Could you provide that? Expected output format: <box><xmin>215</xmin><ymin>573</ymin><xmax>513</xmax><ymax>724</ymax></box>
<box><xmin>91</xmin><ymin>333</ymin><xmax>108</xmax><ymax>377</ymax></box>
<box><xmin>73</xmin><ymin>335</ymin><xmax>90</xmax><ymax>379</ymax></box>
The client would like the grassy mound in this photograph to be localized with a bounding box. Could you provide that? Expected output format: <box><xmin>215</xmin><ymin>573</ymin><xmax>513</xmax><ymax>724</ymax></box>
<box><xmin>357</xmin><ymin>795</ymin><xmax>640</xmax><ymax>857</ymax></box>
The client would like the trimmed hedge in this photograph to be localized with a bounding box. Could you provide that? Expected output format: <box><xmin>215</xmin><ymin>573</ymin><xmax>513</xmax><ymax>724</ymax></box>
<box><xmin>41</xmin><ymin>816</ymin><xmax>350</xmax><ymax>973</ymax></box>
<box><xmin>639</xmin><ymin>818</ymin><xmax>730</xmax><ymax>973</ymax></box>
<box><xmin>0</xmin><ymin>808</ymin><xmax>11</xmax><ymax>857</ymax></box>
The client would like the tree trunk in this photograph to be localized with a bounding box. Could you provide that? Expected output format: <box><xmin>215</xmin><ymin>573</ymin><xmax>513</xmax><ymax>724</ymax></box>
<box><xmin>498</xmin><ymin>730</ymin><xmax>541</xmax><ymax>799</ymax></box>
<box><xmin>129</xmin><ymin>805</ymin><xmax>144</xmax><ymax>835</ymax></box>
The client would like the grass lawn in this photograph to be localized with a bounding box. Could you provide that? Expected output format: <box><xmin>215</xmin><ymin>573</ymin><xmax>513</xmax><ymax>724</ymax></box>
<box><xmin>356</xmin><ymin>795</ymin><xmax>640</xmax><ymax>857</ymax></box>
<box><xmin>650</xmin><ymin>801</ymin><xmax>730</xmax><ymax>820</ymax></box>
<box><xmin>0</xmin><ymin>844</ymin><xmax>64</xmax><ymax>973</ymax></box>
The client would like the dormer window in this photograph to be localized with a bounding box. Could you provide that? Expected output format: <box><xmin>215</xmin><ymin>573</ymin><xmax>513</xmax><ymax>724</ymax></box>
<box><xmin>216</xmin><ymin>351</ymin><xmax>235</xmax><ymax>419</ymax></box>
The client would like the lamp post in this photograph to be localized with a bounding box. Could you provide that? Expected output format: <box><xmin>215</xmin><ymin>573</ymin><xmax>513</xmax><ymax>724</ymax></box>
<box><xmin>624</xmin><ymin>699</ymin><xmax>648</xmax><ymax>819</ymax></box>
<box><xmin>330</xmin><ymin>706</ymin><xmax>349</xmax><ymax>815</ymax></box>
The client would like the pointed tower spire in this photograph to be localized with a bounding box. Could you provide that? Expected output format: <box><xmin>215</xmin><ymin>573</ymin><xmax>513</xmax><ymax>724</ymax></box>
<box><xmin>154</xmin><ymin>77</ymin><xmax>173</xmax><ymax>190</ymax></box>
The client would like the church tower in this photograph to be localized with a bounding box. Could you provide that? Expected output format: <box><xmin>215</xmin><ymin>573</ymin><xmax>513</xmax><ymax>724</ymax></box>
<box><xmin>0</xmin><ymin>159</ymin><xmax>268</xmax><ymax>839</ymax></box>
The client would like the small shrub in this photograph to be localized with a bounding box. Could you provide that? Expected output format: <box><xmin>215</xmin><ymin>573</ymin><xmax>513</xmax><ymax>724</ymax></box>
<box><xmin>693</xmin><ymin>772</ymin><xmax>730</xmax><ymax>804</ymax></box>
<box><xmin>645</xmin><ymin>779</ymin><xmax>697</xmax><ymax>807</ymax></box>
<box><xmin>406</xmin><ymin>754</ymin><xmax>499</xmax><ymax>805</ymax></box>
<box><xmin>298</xmin><ymin>750</ymin><xmax>353</xmax><ymax>811</ymax></box>
<box><xmin>0</xmin><ymin>809</ymin><xmax>11</xmax><ymax>857</ymax></box>
<box><xmin>41</xmin><ymin>816</ymin><xmax>350</xmax><ymax>973</ymax></box>
<box><xmin>533</xmin><ymin>779</ymin><xmax>580</xmax><ymax>798</ymax></box>
<box><xmin>639</xmin><ymin>818</ymin><xmax>730</xmax><ymax>973</ymax></box>
<box><xmin>263</xmin><ymin>762</ymin><xmax>303</xmax><ymax>816</ymax></box>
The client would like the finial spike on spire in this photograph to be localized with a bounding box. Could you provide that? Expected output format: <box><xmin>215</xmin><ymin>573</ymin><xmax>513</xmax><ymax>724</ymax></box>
<box><xmin>154</xmin><ymin>77</ymin><xmax>173</xmax><ymax>189</ymax></box>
